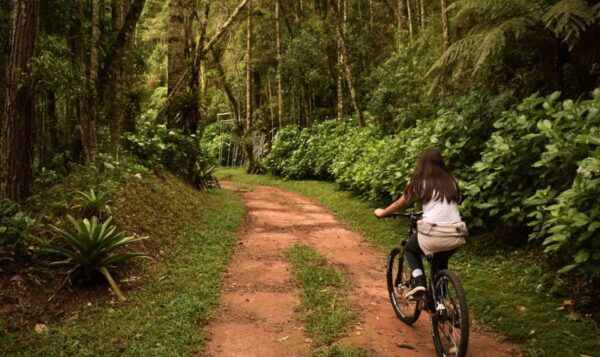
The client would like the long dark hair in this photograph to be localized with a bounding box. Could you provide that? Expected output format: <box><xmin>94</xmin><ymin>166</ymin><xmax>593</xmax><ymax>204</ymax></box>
<box><xmin>404</xmin><ymin>148</ymin><xmax>459</xmax><ymax>204</ymax></box>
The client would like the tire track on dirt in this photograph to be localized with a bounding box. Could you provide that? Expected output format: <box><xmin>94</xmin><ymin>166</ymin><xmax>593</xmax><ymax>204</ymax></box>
<box><xmin>204</xmin><ymin>182</ymin><xmax>519</xmax><ymax>356</ymax></box>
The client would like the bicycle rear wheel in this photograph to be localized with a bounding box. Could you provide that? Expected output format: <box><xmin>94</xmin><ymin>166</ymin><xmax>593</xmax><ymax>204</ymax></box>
<box><xmin>386</xmin><ymin>247</ymin><xmax>421</xmax><ymax>324</ymax></box>
<box><xmin>431</xmin><ymin>270</ymin><xmax>469</xmax><ymax>357</ymax></box>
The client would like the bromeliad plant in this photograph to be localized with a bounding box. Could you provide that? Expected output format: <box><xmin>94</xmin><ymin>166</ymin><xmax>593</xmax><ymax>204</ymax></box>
<box><xmin>47</xmin><ymin>215</ymin><xmax>148</xmax><ymax>302</ymax></box>
<box><xmin>75</xmin><ymin>189</ymin><xmax>110</xmax><ymax>218</ymax></box>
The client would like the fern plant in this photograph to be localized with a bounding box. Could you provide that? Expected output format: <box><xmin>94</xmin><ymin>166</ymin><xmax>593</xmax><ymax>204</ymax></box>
<box><xmin>47</xmin><ymin>215</ymin><xmax>148</xmax><ymax>301</ymax></box>
<box><xmin>429</xmin><ymin>0</ymin><xmax>598</xmax><ymax>88</ymax></box>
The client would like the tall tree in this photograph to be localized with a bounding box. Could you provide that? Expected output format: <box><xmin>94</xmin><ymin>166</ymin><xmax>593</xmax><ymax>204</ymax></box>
<box><xmin>440</xmin><ymin>0</ymin><xmax>450</xmax><ymax>49</ymax></box>
<box><xmin>419</xmin><ymin>0</ymin><xmax>425</xmax><ymax>31</ymax></box>
<box><xmin>2</xmin><ymin>0</ymin><xmax>39</xmax><ymax>200</ymax></box>
<box><xmin>275</xmin><ymin>0</ymin><xmax>283</xmax><ymax>129</ymax></box>
<box><xmin>167</xmin><ymin>0</ymin><xmax>186</xmax><ymax>128</ymax></box>
<box><xmin>397</xmin><ymin>0</ymin><xmax>406</xmax><ymax>48</ymax></box>
<box><xmin>244</xmin><ymin>0</ymin><xmax>258</xmax><ymax>172</ymax></box>
<box><xmin>406</xmin><ymin>0</ymin><xmax>414</xmax><ymax>42</ymax></box>
<box><xmin>336</xmin><ymin>0</ymin><xmax>344</xmax><ymax>121</ymax></box>
<box><xmin>331</xmin><ymin>0</ymin><xmax>365</xmax><ymax>127</ymax></box>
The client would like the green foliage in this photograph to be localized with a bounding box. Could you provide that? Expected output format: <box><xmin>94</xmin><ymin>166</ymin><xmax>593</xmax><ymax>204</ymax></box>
<box><xmin>47</xmin><ymin>215</ymin><xmax>148</xmax><ymax>301</ymax></box>
<box><xmin>200</xmin><ymin>122</ymin><xmax>233</xmax><ymax>164</ymax></box>
<box><xmin>192</xmin><ymin>157</ymin><xmax>220</xmax><ymax>191</ymax></box>
<box><xmin>266</xmin><ymin>88</ymin><xmax>600</xmax><ymax>274</ymax></box>
<box><xmin>74</xmin><ymin>189</ymin><xmax>110</xmax><ymax>218</ymax></box>
<box><xmin>430</xmin><ymin>0</ymin><xmax>599</xmax><ymax>93</ymax></box>
<box><xmin>366</xmin><ymin>34</ymin><xmax>438</xmax><ymax>129</ymax></box>
<box><xmin>124</xmin><ymin>122</ymin><xmax>199</xmax><ymax>170</ymax></box>
<box><xmin>0</xmin><ymin>199</ymin><xmax>38</xmax><ymax>261</ymax></box>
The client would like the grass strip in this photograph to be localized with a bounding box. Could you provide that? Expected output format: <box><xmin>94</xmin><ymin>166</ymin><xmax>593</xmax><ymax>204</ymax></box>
<box><xmin>0</xmin><ymin>175</ymin><xmax>245</xmax><ymax>356</ymax></box>
<box><xmin>218</xmin><ymin>168</ymin><xmax>600</xmax><ymax>356</ymax></box>
<box><xmin>313</xmin><ymin>345</ymin><xmax>371</xmax><ymax>357</ymax></box>
<box><xmin>287</xmin><ymin>244</ymin><xmax>354</xmax><ymax>346</ymax></box>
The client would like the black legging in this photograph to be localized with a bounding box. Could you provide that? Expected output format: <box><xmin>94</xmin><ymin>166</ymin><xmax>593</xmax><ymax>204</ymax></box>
<box><xmin>404</xmin><ymin>232</ymin><xmax>455</xmax><ymax>279</ymax></box>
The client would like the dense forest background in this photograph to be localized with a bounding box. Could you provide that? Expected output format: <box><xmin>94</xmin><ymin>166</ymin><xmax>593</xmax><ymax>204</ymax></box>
<box><xmin>1</xmin><ymin>0</ymin><xmax>600</xmax><ymax>296</ymax></box>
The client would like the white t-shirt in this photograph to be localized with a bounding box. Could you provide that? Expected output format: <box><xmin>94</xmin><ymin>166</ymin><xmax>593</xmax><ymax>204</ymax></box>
<box><xmin>422</xmin><ymin>196</ymin><xmax>461</xmax><ymax>224</ymax></box>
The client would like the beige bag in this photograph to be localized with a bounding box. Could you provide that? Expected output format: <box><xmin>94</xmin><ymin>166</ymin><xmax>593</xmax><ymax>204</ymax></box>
<box><xmin>417</xmin><ymin>220</ymin><xmax>468</xmax><ymax>255</ymax></box>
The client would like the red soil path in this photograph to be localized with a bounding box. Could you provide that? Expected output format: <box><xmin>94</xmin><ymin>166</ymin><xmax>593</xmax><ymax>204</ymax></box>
<box><xmin>204</xmin><ymin>182</ymin><xmax>520</xmax><ymax>357</ymax></box>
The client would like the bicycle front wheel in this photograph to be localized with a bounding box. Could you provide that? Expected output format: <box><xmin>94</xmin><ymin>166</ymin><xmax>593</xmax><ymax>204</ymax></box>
<box><xmin>386</xmin><ymin>247</ymin><xmax>421</xmax><ymax>325</ymax></box>
<box><xmin>431</xmin><ymin>270</ymin><xmax>469</xmax><ymax>357</ymax></box>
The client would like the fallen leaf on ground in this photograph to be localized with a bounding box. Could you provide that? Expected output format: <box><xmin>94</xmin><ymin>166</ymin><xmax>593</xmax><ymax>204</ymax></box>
<box><xmin>34</xmin><ymin>323</ymin><xmax>47</xmax><ymax>334</ymax></box>
<box><xmin>277</xmin><ymin>335</ymin><xmax>289</xmax><ymax>342</ymax></box>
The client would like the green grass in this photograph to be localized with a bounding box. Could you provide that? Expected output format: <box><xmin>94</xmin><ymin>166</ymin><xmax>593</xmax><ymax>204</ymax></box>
<box><xmin>287</xmin><ymin>244</ymin><xmax>354</xmax><ymax>345</ymax></box>
<box><xmin>218</xmin><ymin>168</ymin><xmax>600</xmax><ymax>357</ymax></box>
<box><xmin>0</xmin><ymin>174</ymin><xmax>245</xmax><ymax>356</ymax></box>
<box><xmin>313</xmin><ymin>345</ymin><xmax>371</xmax><ymax>357</ymax></box>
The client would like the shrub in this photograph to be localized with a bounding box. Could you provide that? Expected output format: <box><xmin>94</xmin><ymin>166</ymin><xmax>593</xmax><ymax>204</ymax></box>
<box><xmin>0</xmin><ymin>199</ymin><xmax>38</xmax><ymax>261</ymax></box>
<box><xmin>47</xmin><ymin>215</ymin><xmax>148</xmax><ymax>301</ymax></box>
<box><xmin>265</xmin><ymin>88</ymin><xmax>600</xmax><ymax>274</ymax></box>
<box><xmin>123</xmin><ymin>121</ymin><xmax>215</xmax><ymax>188</ymax></box>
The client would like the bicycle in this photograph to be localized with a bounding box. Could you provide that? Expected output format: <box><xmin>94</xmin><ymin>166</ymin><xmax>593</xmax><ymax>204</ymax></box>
<box><xmin>385</xmin><ymin>211</ymin><xmax>469</xmax><ymax>357</ymax></box>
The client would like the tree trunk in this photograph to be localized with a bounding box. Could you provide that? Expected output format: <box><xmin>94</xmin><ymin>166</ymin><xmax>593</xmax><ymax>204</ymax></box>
<box><xmin>244</xmin><ymin>0</ymin><xmax>259</xmax><ymax>173</ymax></box>
<box><xmin>276</xmin><ymin>0</ymin><xmax>283</xmax><ymax>129</ymax></box>
<box><xmin>109</xmin><ymin>0</ymin><xmax>124</xmax><ymax>155</ymax></box>
<box><xmin>336</xmin><ymin>0</ymin><xmax>344</xmax><ymax>121</ymax></box>
<box><xmin>79</xmin><ymin>0</ymin><xmax>101</xmax><ymax>164</ymax></box>
<box><xmin>406</xmin><ymin>0</ymin><xmax>414</xmax><ymax>42</ymax></box>
<box><xmin>331</xmin><ymin>0</ymin><xmax>365</xmax><ymax>127</ymax></box>
<box><xmin>440</xmin><ymin>0</ymin><xmax>450</xmax><ymax>49</ymax></box>
<box><xmin>156</xmin><ymin>0</ymin><xmax>249</xmax><ymax>124</ymax></box>
<box><xmin>397</xmin><ymin>0</ymin><xmax>406</xmax><ymax>48</ymax></box>
<box><xmin>2</xmin><ymin>0</ymin><xmax>38</xmax><ymax>200</ymax></box>
<box><xmin>419</xmin><ymin>0</ymin><xmax>425</xmax><ymax>31</ymax></box>
<box><xmin>167</xmin><ymin>0</ymin><xmax>186</xmax><ymax>128</ymax></box>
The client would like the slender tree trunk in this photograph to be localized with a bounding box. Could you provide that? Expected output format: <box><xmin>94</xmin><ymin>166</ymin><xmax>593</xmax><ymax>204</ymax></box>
<box><xmin>336</xmin><ymin>0</ymin><xmax>344</xmax><ymax>121</ymax></box>
<box><xmin>275</xmin><ymin>0</ymin><xmax>283</xmax><ymax>129</ymax></box>
<box><xmin>3</xmin><ymin>0</ymin><xmax>38</xmax><ymax>200</ymax></box>
<box><xmin>244</xmin><ymin>0</ymin><xmax>259</xmax><ymax>173</ymax></box>
<box><xmin>109</xmin><ymin>0</ymin><xmax>124</xmax><ymax>155</ymax></box>
<box><xmin>397</xmin><ymin>0</ymin><xmax>406</xmax><ymax>48</ymax></box>
<box><xmin>78</xmin><ymin>0</ymin><xmax>101</xmax><ymax>164</ymax></box>
<box><xmin>167</xmin><ymin>0</ymin><xmax>185</xmax><ymax>128</ymax></box>
<box><xmin>440</xmin><ymin>0</ymin><xmax>450</xmax><ymax>49</ymax></box>
<box><xmin>331</xmin><ymin>0</ymin><xmax>365</xmax><ymax>127</ymax></box>
<box><xmin>44</xmin><ymin>91</ymin><xmax>58</xmax><ymax>164</ymax></box>
<box><xmin>419</xmin><ymin>0</ymin><xmax>425</xmax><ymax>31</ymax></box>
<box><xmin>406</xmin><ymin>0</ymin><xmax>414</xmax><ymax>42</ymax></box>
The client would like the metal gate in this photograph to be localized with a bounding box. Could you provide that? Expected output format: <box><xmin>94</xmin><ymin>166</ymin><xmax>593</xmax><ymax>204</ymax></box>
<box><xmin>217</xmin><ymin>113</ymin><xmax>268</xmax><ymax>167</ymax></box>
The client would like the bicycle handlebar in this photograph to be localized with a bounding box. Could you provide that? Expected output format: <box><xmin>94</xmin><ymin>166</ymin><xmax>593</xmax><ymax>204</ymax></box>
<box><xmin>376</xmin><ymin>210</ymin><xmax>423</xmax><ymax>219</ymax></box>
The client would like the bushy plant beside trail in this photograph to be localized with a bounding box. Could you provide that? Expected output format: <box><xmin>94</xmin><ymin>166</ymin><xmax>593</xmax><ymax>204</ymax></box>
<box><xmin>123</xmin><ymin>121</ymin><xmax>217</xmax><ymax>190</ymax></box>
<box><xmin>266</xmin><ymin>89</ymin><xmax>600</xmax><ymax>274</ymax></box>
<box><xmin>266</xmin><ymin>122</ymin><xmax>356</xmax><ymax>179</ymax></box>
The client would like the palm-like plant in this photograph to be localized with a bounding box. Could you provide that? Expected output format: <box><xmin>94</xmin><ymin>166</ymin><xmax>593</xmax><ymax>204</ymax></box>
<box><xmin>75</xmin><ymin>189</ymin><xmax>109</xmax><ymax>218</ymax></box>
<box><xmin>47</xmin><ymin>215</ymin><xmax>148</xmax><ymax>302</ymax></box>
<box><xmin>428</xmin><ymin>0</ymin><xmax>599</xmax><ymax>88</ymax></box>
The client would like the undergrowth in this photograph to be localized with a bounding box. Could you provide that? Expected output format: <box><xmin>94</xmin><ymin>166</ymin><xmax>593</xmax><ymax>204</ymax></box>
<box><xmin>0</xmin><ymin>172</ymin><xmax>244</xmax><ymax>356</ymax></box>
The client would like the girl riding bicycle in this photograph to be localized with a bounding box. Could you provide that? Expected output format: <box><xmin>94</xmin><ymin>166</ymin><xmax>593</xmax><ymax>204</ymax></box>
<box><xmin>374</xmin><ymin>148</ymin><xmax>468</xmax><ymax>298</ymax></box>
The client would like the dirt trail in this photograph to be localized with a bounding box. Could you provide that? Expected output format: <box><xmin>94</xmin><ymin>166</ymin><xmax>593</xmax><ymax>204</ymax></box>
<box><xmin>205</xmin><ymin>182</ymin><xmax>519</xmax><ymax>356</ymax></box>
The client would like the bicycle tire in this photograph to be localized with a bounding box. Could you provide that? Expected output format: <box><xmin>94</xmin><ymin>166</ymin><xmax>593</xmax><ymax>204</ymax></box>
<box><xmin>386</xmin><ymin>247</ymin><xmax>421</xmax><ymax>325</ymax></box>
<box><xmin>431</xmin><ymin>270</ymin><xmax>469</xmax><ymax>357</ymax></box>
